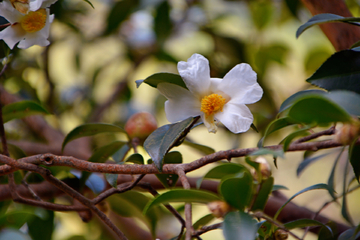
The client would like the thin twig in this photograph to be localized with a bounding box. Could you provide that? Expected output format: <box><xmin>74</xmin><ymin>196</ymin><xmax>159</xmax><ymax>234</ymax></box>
<box><xmin>192</xmin><ymin>222</ymin><xmax>222</xmax><ymax>237</ymax></box>
<box><xmin>21</xmin><ymin>172</ymin><xmax>42</xmax><ymax>201</ymax></box>
<box><xmin>294</xmin><ymin>126</ymin><xmax>336</xmax><ymax>144</ymax></box>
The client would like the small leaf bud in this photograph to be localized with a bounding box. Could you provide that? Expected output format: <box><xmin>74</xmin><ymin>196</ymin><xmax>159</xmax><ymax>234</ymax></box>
<box><xmin>207</xmin><ymin>201</ymin><xmax>231</xmax><ymax>218</ymax></box>
<box><xmin>335</xmin><ymin>120</ymin><xmax>360</xmax><ymax>145</ymax></box>
<box><xmin>124</xmin><ymin>112</ymin><xmax>158</xmax><ymax>144</ymax></box>
<box><xmin>274</xmin><ymin>229</ymin><xmax>288</xmax><ymax>240</ymax></box>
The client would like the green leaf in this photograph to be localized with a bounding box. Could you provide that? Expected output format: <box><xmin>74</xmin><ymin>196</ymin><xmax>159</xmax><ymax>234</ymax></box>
<box><xmin>0</xmin><ymin>143</ymin><xmax>26</xmax><ymax>159</ymax></box>
<box><xmin>278</xmin><ymin>90</ymin><xmax>326</xmax><ymax>114</ymax></box>
<box><xmin>62</xmin><ymin>123</ymin><xmax>126</xmax><ymax>151</ymax></box>
<box><xmin>219</xmin><ymin>171</ymin><xmax>253</xmax><ymax>210</ymax></box>
<box><xmin>341</xmin><ymin>159</ymin><xmax>354</xmax><ymax>225</ymax></box>
<box><xmin>197</xmin><ymin>163</ymin><xmax>249</xmax><ymax>188</ymax></box>
<box><xmin>297</xmin><ymin>152</ymin><xmax>330</xmax><ymax>176</ymax></box>
<box><xmin>155</xmin><ymin>151</ymin><xmax>182</xmax><ymax>188</ymax></box>
<box><xmin>223</xmin><ymin>211</ymin><xmax>258</xmax><ymax>240</ymax></box>
<box><xmin>327</xmin><ymin>149</ymin><xmax>344</xmax><ymax>200</ymax></box>
<box><xmin>306</xmin><ymin>49</ymin><xmax>360</xmax><ymax>94</ymax></box>
<box><xmin>182</xmin><ymin>140</ymin><xmax>215</xmax><ymax>155</ymax></box>
<box><xmin>82</xmin><ymin>0</ymin><xmax>94</xmax><ymax>8</ymax></box>
<box><xmin>193</xmin><ymin>214</ymin><xmax>215</xmax><ymax>230</ymax></box>
<box><xmin>0</xmin><ymin>229</ymin><xmax>31</xmax><ymax>240</ymax></box>
<box><xmin>251</xmin><ymin>177</ymin><xmax>274</xmax><ymax>211</ymax></box>
<box><xmin>338</xmin><ymin>227</ymin><xmax>360</xmax><ymax>240</ymax></box>
<box><xmin>144</xmin><ymin>117</ymin><xmax>196</xmax><ymax>170</ymax></box>
<box><xmin>88</xmin><ymin>141</ymin><xmax>127</xmax><ymax>163</ymax></box>
<box><xmin>283</xmin><ymin>219</ymin><xmax>332</xmax><ymax>235</ymax></box>
<box><xmin>287</xmin><ymin>95</ymin><xmax>351</xmax><ymax>125</ymax></box>
<box><xmin>274</xmin><ymin>183</ymin><xmax>333</xmax><ymax>220</ymax></box>
<box><xmin>143</xmin><ymin>189</ymin><xmax>220</xmax><ymax>214</ymax></box>
<box><xmin>349</xmin><ymin>142</ymin><xmax>360</xmax><ymax>182</ymax></box>
<box><xmin>105</xmin><ymin>173</ymin><xmax>118</xmax><ymax>188</ymax></box>
<box><xmin>250</xmin><ymin>148</ymin><xmax>284</xmax><ymax>159</ymax></box>
<box><xmin>136</xmin><ymin>72</ymin><xmax>187</xmax><ymax>89</ymax></box>
<box><xmin>0</xmin><ymin>210</ymin><xmax>36</xmax><ymax>229</ymax></box>
<box><xmin>272</xmin><ymin>185</ymin><xmax>288</xmax><ymax>191</ymax></box>
<box><xmin>296</xmin><ymin>13</ymin><xmax>360</xmax><ymax>38</ymax></box>
<box><xmin>327</xmin><ymin>91</ymin><xmax>360</xmax><ymax>116</ymax></box>
<box><xmin>105</xmin><ymin>0</ymin><xmax>139</xmax><ymax>35</ymax></box>
<box><xmin>2</xmin><ymin>101</ymin><xmax>50</xmax><ymax>123</ymax></box>
<box><xmin>112</xmin><ymin>144</ymin><xmax>131</xmax><ymax>163</ymax></box>
<box><xmin>258</xmin><ymin>117</ymin><xmax>294</xmax><ymax>147</ymax></box>
<box><xmin>280</xmin><ymin>125</ymin><xmax>312</xmax><ymax>151</ymax></box>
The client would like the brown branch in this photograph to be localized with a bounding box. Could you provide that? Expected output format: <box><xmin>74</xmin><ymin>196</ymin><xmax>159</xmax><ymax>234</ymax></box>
<box><xmin>192</xmin><ymin>222</ymin><xmax>222</xmax><ymax>237</ymax></box>
<box><xmin>176</xmin><ymin>167</ymin><xmax>193</xmax><ymax>240</ymax></box>
<box><xmin>300</xmin><ymin>0</ymin><xmax>360</xmax><ymax>51</ymax></box>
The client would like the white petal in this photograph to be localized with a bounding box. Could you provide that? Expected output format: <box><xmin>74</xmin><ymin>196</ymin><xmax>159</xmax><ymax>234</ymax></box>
<box><xmin>215</xmin><ymin>102</ymin><xmax>253</xmax><ymax>133</ymax></box>
<box><xmin>201</xmin><ymin>113</ymin><xmax>218</xmax><ymax>133</ymax></box>
<box><xmin>0</xmin><ymin>1</ymin><xmax>23</xmax><ymax>23</ymax></box>
<box><xmin>0</xmin><ymin>25</ymin><xmax>25</xmax><ymax>49</ymax></box>
<box><xmin>158</xmin><ymin>83</ymin><xmax>201</xmax><ymax>123</ymax></box>
<box><xmin>18</xmin><ymin>32</ymin><xmax>49</xmax><ymax>48</ymax></box>
<box><xmin>177</xmin><ymin>53</ymin><xmax>211</xmax><ymax>97</ymax></box>
<box><xmin>218</xmin><ymin>63</ymin><xmax>263</xmax><ymax>104</ymax></box>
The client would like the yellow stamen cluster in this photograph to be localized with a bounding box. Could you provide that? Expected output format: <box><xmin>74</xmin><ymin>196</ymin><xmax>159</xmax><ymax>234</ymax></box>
<box><xmin>200</xmin><ymin>93</ymin><xmax>226</xmax><ymax>116</ymax></box>
<box><xmin>20</xmin><ymin>9</ymin><xmax>47</xmax><ymax>33</ymax></box>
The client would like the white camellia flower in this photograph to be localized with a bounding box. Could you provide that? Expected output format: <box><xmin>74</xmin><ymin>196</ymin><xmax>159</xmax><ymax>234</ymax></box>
<box><xmin>157</xmin><ymin>53</ymin><xmax>263</xmax><ymax>133</ymax></box>
<box><xmin>0</xmin><ymin>0</ymin><xmax>56</xmax><ymax>49</ymax></box>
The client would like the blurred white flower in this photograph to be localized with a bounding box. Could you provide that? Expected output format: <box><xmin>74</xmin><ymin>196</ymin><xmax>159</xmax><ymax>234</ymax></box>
<box><xmin>158</xmin><ymin>53</ymin><xmax>263</xmax><ymax>133</ymax></box>
<box><xmin>0</xmin><ymin>0</ymin><xmax>55</xmax><ymax>49</ymax></box>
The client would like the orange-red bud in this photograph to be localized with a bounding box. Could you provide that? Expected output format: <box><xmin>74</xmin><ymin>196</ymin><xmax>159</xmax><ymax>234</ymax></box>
<box><xmin>274</xmin><ymin>229</ymin><xmax>288</xmax><ymax>240</ymax></box>
<box><xmin>124</xmin><ymin>112</ymin><xmax>158</xmax><ymax>143</ymax></box>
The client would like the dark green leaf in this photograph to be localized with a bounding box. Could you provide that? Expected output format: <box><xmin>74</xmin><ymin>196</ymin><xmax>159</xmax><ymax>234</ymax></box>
<box><xmin>82</xmin><ymin>0</ymin><xmax>94</xmax><ymax>8</ymax></box>
<box><xmin>2</xmin><ymin>101</ymin><xmax>50</xmax><ymax>123</ymax></box>
<box><xmin>125</xmin><ymin>153</ymin><xmax>144</xmax><ymax>164</ymax></box>
<box><xmin>251</xmin><ymin>177</ymin><xmax>274</xmax><ymax>211</ymax></box>
<box><xmin>112</xmin><ymin>144</ymin><xmax>131</xmax><ymax>163</ymax></box>
<box><xmin>297</xmin><ymin>152</ymin><xmax>330</xmax><ymax>176</ymax></box>
<box><xmin>182</xmin><ymin>140</ymin><xmax>215</xmax><ymax>155</ymax></box>
<box><xmin>62</xmin><ymin>123</ymin><xmax>126</xmax><ymax>151</ymax></box>
<box><xmin>281</xmin><ymin>126</ymin><xmax>311</xmax><ymax>151</ymax></box>
<box><xmin>197</xmin><ymin>163</ymin><xmax>248</xmax><ymax>188</ymax></box>
<box><xmin>272</xmin><ymin>185</ymin><xmax>289</xmax><ymax>191</ymax></box>
<box><xmin>154</xmin><ymin>1</ymin><xmax>172</xmax><ymax>44</ymax></box>
<box><xmin>223</xmin><ymin>211</ymin><xmax>258</xmax><ymax>240</ymax></box>
<box><xmin>349</xmin><ymin>143</ymin><xmax>360</xmax><ymax>182</ymax></box>
<box><xmin>0</xmin><ymin>143</ymin><xmax>26</xmax><ymax>159</ymax></box>
<box><xmin>274</xmin><ymin>183</ymin><xmax>333</xmax><ymax>220</ymax></box>
<box><xmin>219</xmin><ymin>171</ymin><xmax>253</xmax><ymax>210</ymax></box>
<box><xmin>193</xmin><ymin>214</ymin><xmax>215</xmax><ymax>230</ymax></box>
<box><xmin>144</xmin><ymin>117</ymin><xmax>196</xmax><ymax>170</ymax></box>
<box><xmin>136</xmin><ymin>73</ymin><xmax>187</xmax><ymax>89</ymax></box>
<box><xmin>258</xmin><ymin>117</ymin><xmax>294</xmax><ymax>147</ymax></box>
<box><xmin>105</xmin><ymin>0</ymin><xmax>139</xmax><ymax>35</ymax></box>
<box><xmin>283</xmin><ymin>219</ymin><xmax>332</xmax><ymax>235</ymax></box>
<box><xmin>28</xmin><ymin>210</ymin><xmax>54</xmax><ymax>240</ymax></box>
<box><xmin>143</xmin><ymin>189</ymin><xmax>220</xmax><ymax>214</ymax></box>
<box><xmin>287</xmin><ymin>95</ymin><xmax>351</xmax><ymax>125</ymax></box>
<box><xmin>284</xmin><ymin>0</ymin><xmax>300</xmax><ymax>18</ymax></box>
<box><xmin>156</xmin><ymin>151</ymin><xmax>182</xmax><ymax>188</ymax></box>
<box><xmin>296</xmin><ymin>14</ymin><xmax>360</xmax><ymax>38</ymax></box>
<box><xmin>306</xmin><ymin>50</ymin><xmax>360</xmax><ymax>94</ymax></box>
<box><xmin>279</xmin><ymin>90</ymin><xmax>326</xmax><ymax>114</ymax></box>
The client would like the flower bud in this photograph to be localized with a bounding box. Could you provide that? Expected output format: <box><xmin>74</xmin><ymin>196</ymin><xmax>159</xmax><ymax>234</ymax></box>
<box><xmin>207</xmin><ymin>201</ymin><xmax>231</xmax><ymax>218</ymax></box>
<box><xmin>274</xmin><ymin>229</ymin><xmax>288</xmax><ymax>240</ymax></box>
<box><xmin>335</xmin><ymin>121</ymin><xmax>360</xmax><ymax>145</ymax></box>
<box><xmin>124</xmin><ymin>112</ymin><xmax>158</xmax><ymax>143</ymax></box>
<box><xmin>253</xmin><ymin>157</ymin><xmax>271</xmax><ymax>180</ymax></box>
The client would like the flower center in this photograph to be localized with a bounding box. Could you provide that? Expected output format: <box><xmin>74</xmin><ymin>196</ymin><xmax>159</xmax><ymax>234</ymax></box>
<box><xmin>200</xmin><ymin>93</ymin><xmax>226</xmax><ymax>116</ymax></box>
<box><xmin>20</xmin><ymin>9</ymin><xmax>47</xmax><ymax>33</ymax></box>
